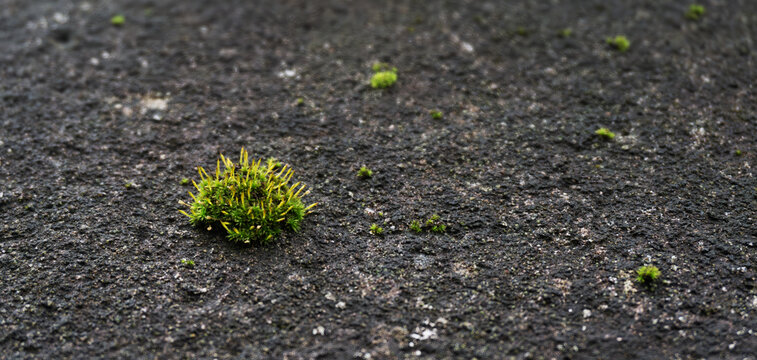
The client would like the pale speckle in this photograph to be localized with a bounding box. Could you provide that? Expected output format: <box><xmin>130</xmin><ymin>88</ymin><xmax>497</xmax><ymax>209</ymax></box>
<box><xmin>312</xmin><ymin>326</ymin><xmax>325</xmax><ymax>336</ymax></box>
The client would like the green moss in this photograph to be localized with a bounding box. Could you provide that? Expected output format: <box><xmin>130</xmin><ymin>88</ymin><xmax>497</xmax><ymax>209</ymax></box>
<box><xmin>357</xmin><ymin>166</ymin><xmax>373</xmax><ymax>179</ymax></box>
<box><xmin>110</xmin><ymin>14</ymin><xmax>125</xmax><ymax>26</ymax></box>
<box><xmin>595</xmin><ymin>127</ymin><xmax>616</xmax><ymax>140</ymax></box>
<box><xmin>370</xmin><ymin>223</ymin><xmax>384</xmax><ymax>235</ymax></box>
<box><xmin>409</xmin><ymin>220</ymin><xmax>422</xmax><ymax>233</ymax></box>
<box><xmin>735</xmin><ymin>149</ymin><xmax>742</xmax><ymax>156</ymax></box>
<box><xmin>296</xmin><ymin>97</ymin><xmax>304</xmax><ymax>106</ymax></box>
<box><xmin>606</xmin><ymin>35</ymin><xmax>630</xmax><ymax>52</ymax></box>
<box><xmin>558</xmin><ymin>28</ymin><xmax>573</xmax><ymax>38</ymax></box>
<box><xmin>180</xmin><ymin>148</ymin><xmax>317</xmax><ymax>245</ymax></box>
<box><xmin>635</xmin><ymin>265</ymin><xmax>661</xmax><ymax>285</ymax></box>
<box><xmin>371</xmin><ymin>71</ymin><xmax>398</xmax><ymax>89</ymax></box>
<box><xmin>430</xmin><ymin>110</ymin><xmax>443</xmax><ymax>119</ymax></box>
<box><xmin>372</xmin><ymin>62</ymin><xmax>395</xmax><ymax>72</ymax></box>
<box><xmin>180</xmin><ymin>258</ymin><xmax>195</xmax><ymax>268</ymax></box>
<box><xmin>124</xmin><ymin>181</ymin><xmax>134</xmax><ymax>188</ymax></box>
<box><xmin>181</xmin><ymin>178</ymin><xmax>190</xmax><ymax>185</ymax></box>
<box><xmin>424</xmin><ymin>214</ymin><xmax>447</xmax><ymax>233</ymax></box>
<box><xmin>685</xmin><ymin>4</ymin><xmax>705</xmax><ymax>20</ymax></box>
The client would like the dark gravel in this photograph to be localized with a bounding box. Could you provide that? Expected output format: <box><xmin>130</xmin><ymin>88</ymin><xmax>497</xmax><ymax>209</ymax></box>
<box><xmin>1</xmin><ymin>0</ymin><xmax>756</xmax><ymax>358</ymax></box>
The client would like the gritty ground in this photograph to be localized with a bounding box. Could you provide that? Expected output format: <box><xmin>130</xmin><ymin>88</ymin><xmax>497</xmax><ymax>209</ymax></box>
<box><xmin>1</xmin><ymin>0</ymin><xmax>756</xmax><ymax>359</ymax></box>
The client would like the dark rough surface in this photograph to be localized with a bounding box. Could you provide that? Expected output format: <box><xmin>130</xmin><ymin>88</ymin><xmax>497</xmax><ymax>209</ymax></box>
<box><xmin>1</xmin><ymin>0</ymin><xmax>756</xmax><ymax>359</ymax></box>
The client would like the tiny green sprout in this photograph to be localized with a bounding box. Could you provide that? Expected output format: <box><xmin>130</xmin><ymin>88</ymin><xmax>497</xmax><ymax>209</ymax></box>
<box><xmin>110</xmin><ymin>14</ymin><xmax>125</xmax><ymax>26</ymax></box>
<box><xmin>357</xmin><ymin>166</ymin><xmax>373</xmax><ymax>179</ymax></box>
<box><xmin>558</xmin><ymin>28</ymin><xmax>573</xmax><ymax>38</ymax></box>
<box><xmin>296</xmin><ymin>97</ymin><xmax>304</xmax><ymax>106</ymax></box>
<box><xmin>409</xmin><ymin>220</ymin><xmax>422</xmax><ymax>233</ymax></box>
<box><xmin>735</xmin><ymin>149</ymin><xmax>743</xmax><ymax>156</ymax></box>
<box><xmin>371</xmin><ymin>70</ymin><xmax>398</xmax><ymax>89</ymax></box>
<box><xmin>606</xmin><ymin>35</ymin><xmax>630</xmax><ymax>52</ymax></box>
<box><xmin>124</xmin><ymin>181</ymin><xmax>134</xmax><ymax>189</ymax></box>
<box><xmin>181</xmin><ymin>178</ymin><xmax>190</xmax><ymax>185</ymax></box>
<box><xmin>180</xmin><ymin>258</ymin><xmax>195</xmax><ymax>268</ymax></box>
<box><xmin>369</xmin><ymin>223</ymin><xmax>384</xmax><ymax>235</ymax></box>
<box><xmin>595</xmin><ymin>127</ymin><xmax>616</xmax><ymax>140</ymax></box>
<box><xmin>179</xmin><ymin>148</ymin><xmax>317</xmax><ymax>245</ymax></box>
<box><xmin>430</xmin><ymin>110</ymin><xmax>443</xmax><ymax>120</ymax></box>
<box><xmin>685</xmin><ymin>4</ymin><xmax>705</xmax><ymax>20</ymax></box>
<box><xmin>635</xmin><ymin>265</ymin><xmax>661</xmax><ymax>285</ymax></box>
<box><xmin>425</xmin><ymin>214</ymin><xmax>447</xmax><ymax>233</ymax></box>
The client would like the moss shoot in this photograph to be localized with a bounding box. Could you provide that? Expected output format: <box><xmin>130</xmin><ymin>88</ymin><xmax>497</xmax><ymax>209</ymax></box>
<box><xmin>635</xmin><ymin>265</ymin><xmax>661</xmax><ymax>285</ymax></box>
<box><xmin>370</xmin><ymin>223</ymin><xmax>384</xmax><ymax>235</ymax></box>
<box><xmin>606</xmin><ymin>35</ymin><xmax>630</xmax><ymax>52</ymax></box>
<box><xmin>370</xmin><ymin>63</ymin><xmax>398</xmax><ymax>89</ymax></box>
<box><xmin>595</xmin><ymin>127</ymin><xmax>616</xmax><ymax>140</ymax></box>
<box><xmin>357</xmin><ymin>166</ymin><xmax>373</xmax><ymax>179</ymax></box>
<box><xmin>111</xmin><ymin>14</ymin><xmax>125</xmax><ymax>26</ymax></box>
<box><xmin>685</xmin><ymin>4</ymin><xmax>705</xmax><ymax>20</ymax></box>
<box><xmin>371</xmin><ymin>71</ymin><xmax>398</xmax><ymax>89</ymax></box>
<box><xmin>180</xmin><ymin>148</ymin><xmax>316</xmax><ymax>245</ymax></box>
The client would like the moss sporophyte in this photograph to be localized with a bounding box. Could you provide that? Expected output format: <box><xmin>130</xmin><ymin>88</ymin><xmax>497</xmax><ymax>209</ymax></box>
<box><xmin>179</xmin><ymin>148</ymin><xmax>317</xmax><ymax>245</ymax></box>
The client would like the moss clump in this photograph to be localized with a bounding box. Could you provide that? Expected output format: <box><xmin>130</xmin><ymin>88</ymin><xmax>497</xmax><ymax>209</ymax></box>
<box><xmin>110</xmin><ymin>14</ymin><xmax>125</xmax><ymax>26</ymax></box>
<box><xmin>180</xmin><ymin>178</ymin><xmax>190</xmax><ymax>185</ymax></box>
<box><xmin>357</xmin><ymin>166</ymin><xmax>373</xmax><ymax>179</ymax></box>
<box><xmin>635</xmin><ymin>265</ymin><xmax>661</xmax><ymax>285</ymax></box>
<box><xmin>595</xmin><ymin>127</ymin><xmax>616</xmax><ymax>140</ymax></box>
<box><xmin>685</xmin><ymin>4</ymin><xmax>705</xmax><ymax>20</ymax></box>
<box><xmin>370</xmin><ymin>63</ymin><xmax>398</xmax><ymax>89</ymax></box>
<box><xmin>606</xmin><ymin>35</ymin><xmax>630</xmax><ymax>52</ymax></box>
<box><xmin>430</xmin><ymin>110</ymin><xmax>443</xmax><ymax>119</ymax></box>
<box><xmin>370</xmin><ymin>224</ymin><xmax>384</xmax><ymax>235</ymax></box>
<box><xmin>371</xmin><ymin>71</ymin><xmax>398</xmax><ymax>89</ymax></box>
<box><xmin>180</xmin><ymin>148</ymin><xmax>316</xmax><ymax>245</ymax></box>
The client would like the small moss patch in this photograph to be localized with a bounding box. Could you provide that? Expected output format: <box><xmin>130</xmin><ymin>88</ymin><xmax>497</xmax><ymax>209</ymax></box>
<box><xmin>595</xmin><ymin>127</ymin><xmax>616</xmax><ymax>140</ymax></box>
<box><xmin>357</xmin><ymin>166</ymin><xmax>373</xmax><ymax>179</ymax></box>
<box><xmin>111</xmin><ymin>14</ymin><xmax>125</xmax><ymax>26</ymax></box>
<box><xmin>635</xmin><ymin>265</ymin><xmax>661</xmax><ymax>286</ymax></box>
<box><xmin>685</xmin><ymin>4</ymin><xmax>705</xmax><ymax>20</ymax></box>
<box><xmin>180</xmin><ymin>148</ymin><xmax>316</xmax><ymax>245</ymax></box>
<box><xmin>606</xmin><ymin>35</ymin><xmax>630</xmax><ymax>52</ymax></box>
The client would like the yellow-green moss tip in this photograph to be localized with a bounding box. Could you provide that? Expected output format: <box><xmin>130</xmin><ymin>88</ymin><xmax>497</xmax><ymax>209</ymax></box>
<box><xmin>635</xmin><ymin>265</ymin><xmax>661</xmax><ymax>284</ymax></box>
<box><xmin>430</xmin><ymin>110</ymin><xmax>443</xmax><ymax>119</ymax></box>
<box><xmin>180</xmin><ymin>148</ymin><xmax>316</xmax><ymax>245</ymax></box>
<box><xmin>111</xmin><ymin>14</ymin><xmax>125</xmax><ymax>26</ymax></box>
<box><xmin>595</xmin><ymin>127</ymin><xmax>616</xmax><ymax>140</ymax></box>
<box><xmin>606</xmin><ymin>35</ymin><xmax>630</xmax><ymax>52</ymax></box>
<box><xmin>371</xmin><ymin>71</ymin><xmax>398</xmax><ymax>89</ymax></box>
<box><xmin>369</xmin><ymin>224</ymin><xmax>384</xmax><ymax>235</ymax></box>
<box><xmin>685</xmin><ymin>4</ymin><xmax>705</xmax><ymax>20</ymax></box>
<box><xmin>357</xmin><ymin>166</ymin><xmax>373</xmax><ymax>179</ymax></box>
